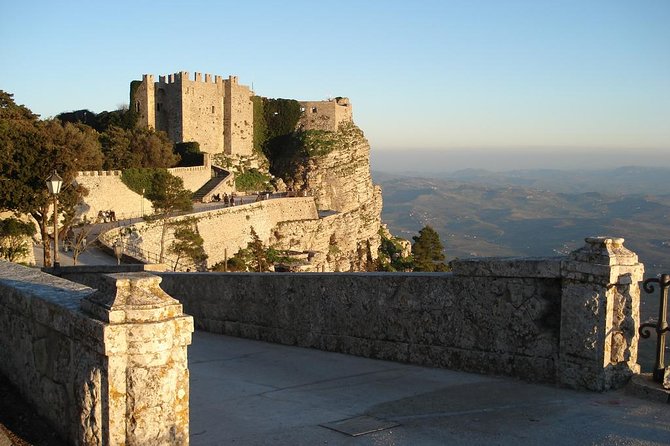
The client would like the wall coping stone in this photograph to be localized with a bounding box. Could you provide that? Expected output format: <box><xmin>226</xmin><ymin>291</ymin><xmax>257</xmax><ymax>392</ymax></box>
<box><xmin>452</xmin><ymin>257</ymin><xmax>562</xmax><ymax>278</ymax></box>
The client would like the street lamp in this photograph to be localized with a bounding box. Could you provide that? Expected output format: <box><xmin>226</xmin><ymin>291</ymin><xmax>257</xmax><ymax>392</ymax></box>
<box><xmin>46</xmin><ymin>170</ymin><xmax>63</xmax><ymax>268</ymax></box>
<box><xmin>113</xmin><ymin>239</ymin><xmax>124</xmax><ymax>265</ymax></box>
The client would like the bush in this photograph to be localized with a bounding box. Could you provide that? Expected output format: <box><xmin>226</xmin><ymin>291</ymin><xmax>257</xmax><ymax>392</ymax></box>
<box><xmin>121</xmin><ymin>168</ymin><xmax>166</xmax><ymax>196</ymax></box>
<box><xmin>235</xmin><ymin>169</ymin><xmax>271</xmax><ymax>192</ymax></box>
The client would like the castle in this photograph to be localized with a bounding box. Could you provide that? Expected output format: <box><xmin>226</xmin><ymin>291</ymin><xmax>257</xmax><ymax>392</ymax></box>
<box><xmin>132</xmin><ymin>71</ymin><xmax>353</xmax><ymax>156</ymax></box>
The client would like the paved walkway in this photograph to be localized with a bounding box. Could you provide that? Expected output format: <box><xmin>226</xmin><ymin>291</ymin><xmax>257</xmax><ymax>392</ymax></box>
<box><xmin>189</xmin><ymin>331</ymin><xmax>669</xmax><ymax>446</ymax></box>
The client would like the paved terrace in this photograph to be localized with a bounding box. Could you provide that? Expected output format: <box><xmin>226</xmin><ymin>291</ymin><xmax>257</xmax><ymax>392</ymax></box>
<box><xmin>189</xmin><ymin>331</ymin><xmax>669</xmax><ymax>446</ymax></box>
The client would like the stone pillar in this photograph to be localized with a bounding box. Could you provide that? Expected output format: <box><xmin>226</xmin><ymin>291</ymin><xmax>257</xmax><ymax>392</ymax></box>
<box><xmin>81</xmin><ymin>272</ymin><xmax>194</xmax><ymax>445</ymax></box>
<box><xmin>558</xmin><ymin>237</ymin><xmax>643</xmax><ymax>391</ymax></box>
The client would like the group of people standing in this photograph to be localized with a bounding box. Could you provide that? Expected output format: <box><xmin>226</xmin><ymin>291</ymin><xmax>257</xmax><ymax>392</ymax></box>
<box><xmin>210</xmin><ymin>192</ymin><xmax>241</xmax><ymax>206</ymax></box>
<box><xmin>97</xmin><ymin>209</ymin><xmax>116</xmax><ymax>222</ymax></box>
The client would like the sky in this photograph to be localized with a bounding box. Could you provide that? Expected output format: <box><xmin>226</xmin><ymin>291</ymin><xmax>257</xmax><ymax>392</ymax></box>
<box><xmin>1</xmin><ymin>0</ymin><xmax>668</xmax><ymax>171</ymax></box>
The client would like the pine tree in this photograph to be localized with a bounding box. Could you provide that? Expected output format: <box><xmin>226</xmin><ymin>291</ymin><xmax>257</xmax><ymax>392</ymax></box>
<box><xmin>411</xmin><ymin>225</ymin><xmax>450</xmax><ymax>272</ymax></box>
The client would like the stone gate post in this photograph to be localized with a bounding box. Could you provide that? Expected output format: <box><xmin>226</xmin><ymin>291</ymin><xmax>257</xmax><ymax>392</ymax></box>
<box><xmin>558</xmin><ymin>237</ymin><xmax>643</xmax><ymax>390</ymax></box>
<box><xmin>81</xmin><ymin>272</ymin><xmax>194</xmax><ymax>445</ymax></box>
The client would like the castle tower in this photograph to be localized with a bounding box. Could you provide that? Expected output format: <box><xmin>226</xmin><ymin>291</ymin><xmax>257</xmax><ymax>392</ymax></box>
<box><xmin>224</xmin><ymin>75</ymin><xmax>253</xmax><ymax>156</ymax></box>
<box><xmin>132</xmin><ymin>75</ymin><xmax>155</xmax><ymax>130</ymax></box>
<box><xmin>132</xmin><ymin>72</ymin><xmax>254</xmax><ymax>156</ymax></box>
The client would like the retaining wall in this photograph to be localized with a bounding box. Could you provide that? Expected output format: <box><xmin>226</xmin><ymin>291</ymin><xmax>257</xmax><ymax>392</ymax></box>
<box><xmin>0</xmin><ymin>262</ymin><xmax>193</xmax><ymax>445</ymax></box>
<box><xmin>158</xmin><ymin>237</ymin><xmax>643</xmax><ymax>391</ymax></box>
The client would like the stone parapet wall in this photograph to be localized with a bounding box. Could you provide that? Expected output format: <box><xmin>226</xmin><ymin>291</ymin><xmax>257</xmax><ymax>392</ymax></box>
<box><xmin>126</xmin><ymin>197</ymin><xmax>319</xmax><ymax>269</ymax></box>
<box><xmin>0</xmin><ymin>261</ymin><xmax>193</xmax><ymax>445</ymax></box>
<box><xmin>158</xmin><ymin>237</ymin><xmax>643</xmax><ymax>390</ymax></box>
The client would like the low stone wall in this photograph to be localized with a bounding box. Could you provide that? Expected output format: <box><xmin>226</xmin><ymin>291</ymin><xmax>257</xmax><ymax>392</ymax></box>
<box><xmin>158</xmin><ymin>237</ymin><xmax>643</xmax><ymax>391</ymax></box>
<box><xmin>0</xmin><ymin>261</ymin><xmax>193</xmax><ymax>445</ymax></box>
<box><xmin>125</xmin><ymin>197</ymin><xmax>319</xmax><ymax>268</ymax></box>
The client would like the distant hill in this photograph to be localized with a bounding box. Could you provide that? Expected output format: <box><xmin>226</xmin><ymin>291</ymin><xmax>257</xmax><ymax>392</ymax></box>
<box><xmin>375</xmin><ymin>167</ymin><xmax>670</xmax><ymax>278</ymax></box>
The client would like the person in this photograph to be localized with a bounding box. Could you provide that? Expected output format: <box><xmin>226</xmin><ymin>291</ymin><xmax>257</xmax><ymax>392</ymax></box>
<box><xmin>109</xmin><ymin>210</ymin><xmax>116</xmax><ymax>222</ymax></box>
<box><xmin>223</xmin><ymin>193</ymin><xmax>229</xmax><ymax>206</ymax></box>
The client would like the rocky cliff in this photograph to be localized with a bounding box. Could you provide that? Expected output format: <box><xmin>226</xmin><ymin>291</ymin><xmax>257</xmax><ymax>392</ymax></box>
<box><xmin>268</xmin><ymin>122</ymin><xmax>383</xmax><ymax>271</ymax></box>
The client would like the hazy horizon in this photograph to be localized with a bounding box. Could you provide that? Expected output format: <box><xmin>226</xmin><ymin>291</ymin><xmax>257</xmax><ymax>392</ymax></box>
<box><xmin>370</xmin><ymin>148</ymin><xmax>670</xmax><ymax>173</ymax></box>
<box><xmin>1</xmin><ymin>0</ymin><xmax>668</xmax><ymax>158</ymax></box>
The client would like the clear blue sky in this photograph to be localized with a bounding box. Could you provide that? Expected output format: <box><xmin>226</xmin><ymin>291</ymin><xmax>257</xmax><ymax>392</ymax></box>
<box><xmin>1</xmin><ymin>0</ymin><xmax>668</xmax><ymax>168</ymax></box>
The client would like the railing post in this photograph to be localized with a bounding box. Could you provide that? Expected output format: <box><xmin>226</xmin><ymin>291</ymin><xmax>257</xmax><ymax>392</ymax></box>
<box><xmin>559</xmin><ymin>236</ymin><xmax>644</xmax><ymax>390</ymax></box>
<box><xmin>81</xmin><ymin>273</ymin><xmax>194</xmax><ymax>445</ymax></box>
<box><xmin>639</xmin><ymin>274</ymin><xmax>670</xmax><ymax>388</ymax></box>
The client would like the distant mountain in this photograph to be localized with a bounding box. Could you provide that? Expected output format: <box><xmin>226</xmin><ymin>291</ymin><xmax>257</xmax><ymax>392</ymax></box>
<box><xmin>374</xmin><ymin>166</ymin><xmax>670</xmax><ymax>195</ymax></box>
<box><xmin>376</xmin><ymin>169</ymin><xmax>670</xmax><ymax>278</ymax></box>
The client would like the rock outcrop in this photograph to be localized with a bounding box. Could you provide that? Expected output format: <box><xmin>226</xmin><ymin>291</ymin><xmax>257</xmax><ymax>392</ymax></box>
<box><xmin>268</xmin><ymin>122</ymin><xmax>383</xmax><ymax>271</ymax></box>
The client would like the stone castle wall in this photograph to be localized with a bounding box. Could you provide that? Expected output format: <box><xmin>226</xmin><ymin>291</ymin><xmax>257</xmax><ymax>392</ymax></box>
<box><xmin>0</xmin><ymin>262</ymin><xmax>193</xmax><ymax>445</ymax></box>
<box><xmin>124</xmin><ymin>197</ymin><xmax>319</xmax><ymax>268</ymax></box>
<box><xmin>134</xmin><ymin>71</ymin><xmax>254</xmax><ymax>156</ymax></box>
<box><xmin>224</xmin><ymin>76</ymin><xmax>253</xmax><ymax>156</ymax></box>
<box><xmin>298</xmin><ymin>97</ymin><xmax>353</xmax><ymax>132</ymax></box>
<box><xmin>75</xmin><ymin>171</ymin><xmax>154</xmax><ymax>220</ymax></box>
<box><xmin>75</xmin><ymin>161</ymin><xmax>212</xmax><ymax>221</ymax></box>
<box><xmin>158</xmin><ymin>237</ymin><xmax>643</xmax><ymax>391</ymax></box>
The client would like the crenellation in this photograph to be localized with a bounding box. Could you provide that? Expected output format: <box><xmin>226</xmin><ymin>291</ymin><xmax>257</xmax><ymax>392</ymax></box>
<box><xmin>205</xmin><ymin>73</ymin><xmax>212</xmax><ymax>83</ymax></box>
<box><xmin>159</xmin><ymin>75</ymin><xmax>166</xmax><ymax>83</ymax></box>
<box><xmin>195</xmin><ymin>72</ymin><xmax>202</xmax><ymax>82</ymax></box>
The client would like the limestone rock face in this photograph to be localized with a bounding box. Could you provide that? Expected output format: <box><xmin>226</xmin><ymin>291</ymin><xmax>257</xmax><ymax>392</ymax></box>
<box><xmin>270</xmin><ymin>123</ymin><xmax>383</xmax><ymax>271</ymax></box>
<box><xmin>277</xmin><ymin>123</ymin><xmax>377</xmax><ymax>214</ymax></box>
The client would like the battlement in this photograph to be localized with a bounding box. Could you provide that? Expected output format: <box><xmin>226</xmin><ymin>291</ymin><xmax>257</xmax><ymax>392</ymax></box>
<box><xmin>76</xmin><ymin>170</ymin><xmax>123</xmax><ymax>177</ymax></box>
<box><xmin>151</xmin><ymin>72</ymin><xmax>229</xmax><ymax>85</ymax></box>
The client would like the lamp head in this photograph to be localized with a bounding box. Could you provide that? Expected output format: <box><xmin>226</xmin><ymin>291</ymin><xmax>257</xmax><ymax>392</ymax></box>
<box><xmin>46</xmin><ymin>170</ymin><xmax>63</xmax><ymax>195</ymax></box>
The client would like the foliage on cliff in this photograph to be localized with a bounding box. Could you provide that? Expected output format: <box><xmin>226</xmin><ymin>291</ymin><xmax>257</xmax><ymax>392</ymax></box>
<box><xmin>268</xmin><ymin>121</ymin><xmax>365</xmax><ymax>185</ymax></box>
<box><xmin>234</xmin><ymin>168</ymin><xmax>271</xmax><ymax>192</ymax></box>
<box><xmin>377</xmin><ymin>230</ymin><xmax>414</xmax><ymax>272</ymax></box>
<box><xmin>252</xmin><ymin>97</ymin><xmax>301</xmax><ymax>160</ymax></box>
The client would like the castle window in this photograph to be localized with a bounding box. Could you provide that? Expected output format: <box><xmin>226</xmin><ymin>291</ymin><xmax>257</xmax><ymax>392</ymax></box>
<box><xmin>156</xmin><ymin>103</ymin><xmax>162</xmax><ymax>112</ymax></box>
<box><xmin>212</xmin><ymin>106</ymin><xmax>215</xmax><ymax>113</ymax></box>
<box><xmin>311</xmin><ymin>107</ymin><xmax>318</xmax><ymax>113</ymax></box>
<box><xmin>135</xmin><ymin>102</ymin><xmax>140</xmax><ymax>113</ymax></box>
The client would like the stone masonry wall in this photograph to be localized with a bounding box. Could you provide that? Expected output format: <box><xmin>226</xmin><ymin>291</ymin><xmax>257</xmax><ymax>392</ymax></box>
<box><xmin>124</xmin><ymin>197</ymin><xmax>319</xmax><ymax>269</ymax></box>
<box><xmin>180</xmin><ymin>73</ymin><xmax>225</xmax><ymax>154</ymax></box>
<box><xmin>224</xmin><ymin>76</ymin><xmax>253</xmax><ymax>156</ymax></box>
<box><xmin>75</xmin><ymin>171</ymin><xmax>153</xmax><ymax>220</ymax></box>
<box><xmin>158</xmin><ymin>237</ymin><xmax>643</xmax><ymax>390</ymax></box>
<box><xmin>298</xmin><ymin>98</ymin><xmax>353</xmax><ymax>132</ymax></box>
<box><xmin>0</xmin><ymin>261</ymin><xmax>194</xmax><ymax>445</ymax></box>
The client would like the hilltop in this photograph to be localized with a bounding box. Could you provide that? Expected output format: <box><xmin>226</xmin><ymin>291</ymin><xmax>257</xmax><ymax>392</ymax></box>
<box><xmin>376</xmin><ymin>167</ymin><xmax>670</xmax><ymax>278</ymax></box>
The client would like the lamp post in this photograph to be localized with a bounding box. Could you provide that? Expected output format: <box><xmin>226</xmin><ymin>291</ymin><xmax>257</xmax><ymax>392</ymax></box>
<box><xmin>113</xmin><ymin>239</ymin><xmax>124</xmax><ymax>265</ymax></box>
<box><xmin>46</xmin><ymin>170</ymin><xmax>63</xmax><ymax>268</ymax></box>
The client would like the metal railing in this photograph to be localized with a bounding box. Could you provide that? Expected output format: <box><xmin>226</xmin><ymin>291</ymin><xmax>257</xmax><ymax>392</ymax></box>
<box><xmin>639</xmin><ymin>274</ymin><xmax>670</xmax><ymax>385</ymax></box>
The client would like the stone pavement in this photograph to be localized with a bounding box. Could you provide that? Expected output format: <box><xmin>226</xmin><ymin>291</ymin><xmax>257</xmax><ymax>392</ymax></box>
<box><xmin>189</xmin><ymin>331</ymin><xmax>669</xmax><ymax>446</ymax></box>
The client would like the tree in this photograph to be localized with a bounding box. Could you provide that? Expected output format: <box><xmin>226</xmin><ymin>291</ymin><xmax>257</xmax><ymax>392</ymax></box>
<box><xmin>0</xmin><ymin>217</ymin><xmax>36</xmax><ymax>262</ymax></box>
<box><xmin>101</xmin><ymin>126</ymin><xmax>179</xmax><ymax>170</ymax></box>
<box><xmin>168</xmin><ymin>217</ymin><xmax>208</xmax><ymax>271</ymax></box>
<box><xmin>222</xmin><ymin>227</ymin><xmax>290</xmax><ymax>272</ymax></box>
<box><xmin>64</xmin><ymin>216</ymin><xmax>100</xmax><ymax>266</ymax></box>
<box><xmin>145</xmin><ymin>171</ymin><xmax>193</xmax><ymax>263</ymax></box>
<box><xmin>0</xmin><ymin>92</ymin><xmax>104</xmax><ymax>266</ymax></box>
<box><xmin>411</xmin><ymin>225</ymin><xmax>450</xmax><ymax>272</ymax></box>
